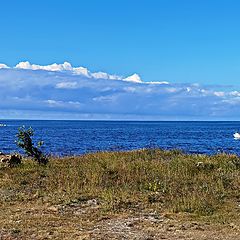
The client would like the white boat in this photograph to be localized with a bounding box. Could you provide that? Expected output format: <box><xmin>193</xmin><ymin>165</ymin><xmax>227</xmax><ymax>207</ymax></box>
<box><xmin>0</xmin><ymin>124</ymin><xmax>6</xmax><ymax>127</ymax></box>
<box><xmin>233</xmin><ymin>132</ymin><xmax>240</xmax><ymax>140</ymax></box>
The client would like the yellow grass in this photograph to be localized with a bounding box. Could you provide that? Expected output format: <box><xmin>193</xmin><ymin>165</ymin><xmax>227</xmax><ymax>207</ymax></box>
<box><xmin>0</xmin><ymin>149</ymin><xmax>239</xmax><ymax>239</ymax></box>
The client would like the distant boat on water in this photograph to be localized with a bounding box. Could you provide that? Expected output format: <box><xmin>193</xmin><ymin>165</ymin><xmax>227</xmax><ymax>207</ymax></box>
<box><xmin>0</xmin><ymin>124</ymin><xmax>7</xmax><ymax>127</ymax></box>
<box><xmin>233</xmin><ymin>132</ymin><xmax>240</xmax><ymax>140</ymax></box>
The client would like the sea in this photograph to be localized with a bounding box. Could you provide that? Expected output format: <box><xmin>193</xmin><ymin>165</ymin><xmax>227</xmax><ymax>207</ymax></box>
<box><xmin>0</xmin><ymin>120</ymin><xmax>240</xmax><ymax>156</ymax></box>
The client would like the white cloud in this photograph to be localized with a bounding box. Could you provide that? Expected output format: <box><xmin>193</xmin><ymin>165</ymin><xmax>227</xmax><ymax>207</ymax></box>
<box><xmin>147</xmin><ymin>81</ymin><xmax>169</xmax><ymax>85</ymax></box>
<box><xmin>1</xmin><ymin>61</ymin><xmax>240</xmax><ymax>120</ymax></box>
<box><xmin>124</xmin><ymin>73</ymin><xmax>142</xmax><ymax>83</ymax></box>
<box><xmin>91</xmin><ymin>71</ymin><xmax>121</xmax><ymax>80</ymax></box>
<box><xmin>15</xmin><ymin>61</ymin><xmax>73</xmax><ymax>72</ymax></box>
<box><xmin>72</xmin><ymin>66</ymin><xmax>91</xmax><ymax>77</ymax></box>
<box><xmin>13</xmin><ymin>61</ymin><xmax>144</xmax><ymax>83</ymax></box>
<box><xmin>15</xmin><ymin>61</ymin><xmax>92</xmax><ymax>78</ymax></box>
<box><xmin>213</xmin><ymin>91</ymin><xmax>225</xmax><ymax>97</ymax></box>
<box><xmin>56</xmin><ymin>81</ymin><xmax>78</xmax><ymax>89</ymax></box>
<box><xmin>0</xmin><ymin>63</ymin><xmax>9</xmax><ymax>69</ymax></box>
<box><xmin>45</xmin><ymin>99</ymin><xmax>82</xmax><ymax>108</ymax></box>
<box><xmin>230</xmin><ymin>91</ymin><xmax>240</xmax><ymax>97</ymax></box>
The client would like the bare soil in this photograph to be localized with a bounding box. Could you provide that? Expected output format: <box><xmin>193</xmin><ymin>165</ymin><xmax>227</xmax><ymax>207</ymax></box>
<box><xmin>0</xmin><ymin>200</ymin><xmax>239</xmax><ymax>240</ymax></box>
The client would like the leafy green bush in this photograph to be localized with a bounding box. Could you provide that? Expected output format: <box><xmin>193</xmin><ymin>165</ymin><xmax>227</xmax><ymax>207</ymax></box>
<box><xmin>16</xmin><ymin>126</ymin><xmax>48</xmax><ymax>164</ymax></box>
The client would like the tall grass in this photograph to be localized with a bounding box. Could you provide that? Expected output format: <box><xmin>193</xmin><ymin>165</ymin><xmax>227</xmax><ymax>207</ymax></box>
<box><xmin>0</xmin><ymin>149</ymin><xmax>239</xmax><ymax>219</ymax></box>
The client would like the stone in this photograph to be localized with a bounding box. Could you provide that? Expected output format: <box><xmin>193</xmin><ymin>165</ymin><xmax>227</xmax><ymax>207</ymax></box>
<box><xmin>48</xmin><ymin>206</ymin><xmax>59</xmax><ymax>212</ymax></box>
<box><xmin>0</xmin><ymin>153</ymin><xmax>22</xmax><ymax>167</ymax></box>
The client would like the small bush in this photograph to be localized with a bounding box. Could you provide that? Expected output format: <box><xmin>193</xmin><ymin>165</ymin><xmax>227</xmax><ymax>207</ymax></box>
<box><xmin>16</xmin><ymin>126</ymin><xmax>48</xmax><ymax>164</ymax></box>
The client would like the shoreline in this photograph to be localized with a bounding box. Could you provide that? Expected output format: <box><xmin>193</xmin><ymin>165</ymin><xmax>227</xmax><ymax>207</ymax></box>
<box><xmin>1</xmin><ymin>147</ymin><xmax>239</xmax><ymax>159</ymax></box>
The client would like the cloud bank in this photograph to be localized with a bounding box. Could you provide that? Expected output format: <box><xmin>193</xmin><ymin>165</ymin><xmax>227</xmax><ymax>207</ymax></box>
<box><xmin>14</xmin><ymin>61</ymin><xmax>142</xmax><ymax>83</ymax></box>
<box><xmin>0</xmin><ymin>61</ymin><xmax>240</xmax><ymax>120</ymax></box>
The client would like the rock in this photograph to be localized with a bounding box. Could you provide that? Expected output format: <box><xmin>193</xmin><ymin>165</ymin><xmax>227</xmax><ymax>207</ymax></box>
<box><xmin>0</xmin><ymin>154</ymin><xmax>11</xmax><ymax>164</ymax></box>
<box><xmin>48</xmin><ymin>206</ymin><xmax>59</xmax><ymax>212</ymax></box>
<box><xmin>86</xmin><ymin>199</ymin><xmax>98</xmax><ymax>206</ymax></box>
<box><xmin>193</xmin><ymin>225</ymin><xmax>205</xmax><ymax>231</ymax></box>
<box><xmin>0</xmin><ymin>153</ymin><xmax>22</xmax><ymax>167</ymax></box>
<box><xmin>196</xmin><ymin>162</ymin><xmax>204</xmax><ymax>167</ymax></box>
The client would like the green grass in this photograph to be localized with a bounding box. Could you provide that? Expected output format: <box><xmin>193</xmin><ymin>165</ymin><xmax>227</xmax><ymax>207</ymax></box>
<box><xmin>0</xmin><ymin>148</ymin><xmax>239</xmax><ymax>221</ymax></box>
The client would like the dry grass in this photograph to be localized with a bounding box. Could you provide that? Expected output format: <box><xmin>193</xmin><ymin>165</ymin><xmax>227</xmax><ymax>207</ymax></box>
<box><xmin>0</xmin><ymin>149</ymin><xmax>239</xmax><ymax>239</ymax></box>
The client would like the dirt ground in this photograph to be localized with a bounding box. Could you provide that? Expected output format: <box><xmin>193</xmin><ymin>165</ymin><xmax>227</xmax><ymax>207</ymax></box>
<box><xmin>0</xmin><ymin>199</ymin><xmax>239</xmax><ymax>240</ymax></box>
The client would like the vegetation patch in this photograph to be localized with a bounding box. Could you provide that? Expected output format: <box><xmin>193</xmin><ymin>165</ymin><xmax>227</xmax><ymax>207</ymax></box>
<box><xmin>0</xmin><ymin>149</ymin><xmax>239</xmax><ymax>239</ymax></box>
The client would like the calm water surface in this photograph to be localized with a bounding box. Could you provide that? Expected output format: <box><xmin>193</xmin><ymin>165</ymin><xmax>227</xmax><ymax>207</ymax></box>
<box><xmin>0</xmin><ymin>120</ymin><xmax>240</xmax><ymax>155</ymax></box>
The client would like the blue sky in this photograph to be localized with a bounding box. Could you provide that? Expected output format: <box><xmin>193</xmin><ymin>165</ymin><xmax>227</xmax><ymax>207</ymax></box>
<box><xmin>1</xmin><ymin>0</ymin><xmax>240</xmax><ymax>119</ymax></box>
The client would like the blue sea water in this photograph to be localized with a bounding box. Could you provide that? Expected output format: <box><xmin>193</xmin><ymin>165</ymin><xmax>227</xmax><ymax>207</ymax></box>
<box><xmin>0</xmin><ymin>120</ymin><xmax>240</xmax><ymax>156</ymax></box>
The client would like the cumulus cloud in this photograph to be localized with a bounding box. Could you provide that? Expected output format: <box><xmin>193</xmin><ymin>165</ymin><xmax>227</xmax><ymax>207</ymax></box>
<box><xmin>15</xmin><ymin>61</ymin><xmax>72</xmax><ymax>71</ymax></box>
<box><xmin>1</xmin><ymin>61</ymin><xmax>240</xmax><ymax>120</ymax></box>
<box><xmin>14</xmin><ymin>61</ymin><xmax>141</xmax><ymax>82</ymax></box>
<box><xmin>0</xmin><ymin>63</ymin><xmax>9</xmax><ymax>69</ymax></box>
<box><xmin>123</xmin><ymin>73</ymin><xmax>142</xmax><ymax>83</ymax></box>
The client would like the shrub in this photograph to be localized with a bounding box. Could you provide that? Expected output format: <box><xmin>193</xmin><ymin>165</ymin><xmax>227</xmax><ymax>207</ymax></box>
<box><xmin>16</xmin><ymin>126</ymin><xmax>48</xmax><ymax>164</ymax></box>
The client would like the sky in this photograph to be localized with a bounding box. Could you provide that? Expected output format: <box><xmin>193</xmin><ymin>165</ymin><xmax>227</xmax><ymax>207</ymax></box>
<box><xmin>1</xmin><ymin>0</ymin><xmax>240</xmax><ymax>120</ymax></box>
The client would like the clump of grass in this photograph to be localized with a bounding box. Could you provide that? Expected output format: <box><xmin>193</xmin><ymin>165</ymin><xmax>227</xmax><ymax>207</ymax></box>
<box><xmin>0</xmin><ymin>149</ymin><xmax>239</xmax><ymax>220</ymax></box>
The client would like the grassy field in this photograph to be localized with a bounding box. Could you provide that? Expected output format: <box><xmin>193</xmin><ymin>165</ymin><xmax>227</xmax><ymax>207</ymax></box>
<box><xmin>0</xmin><ymin>149</ymin><xmax>239</xmax><ymax>239</ymax></box>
